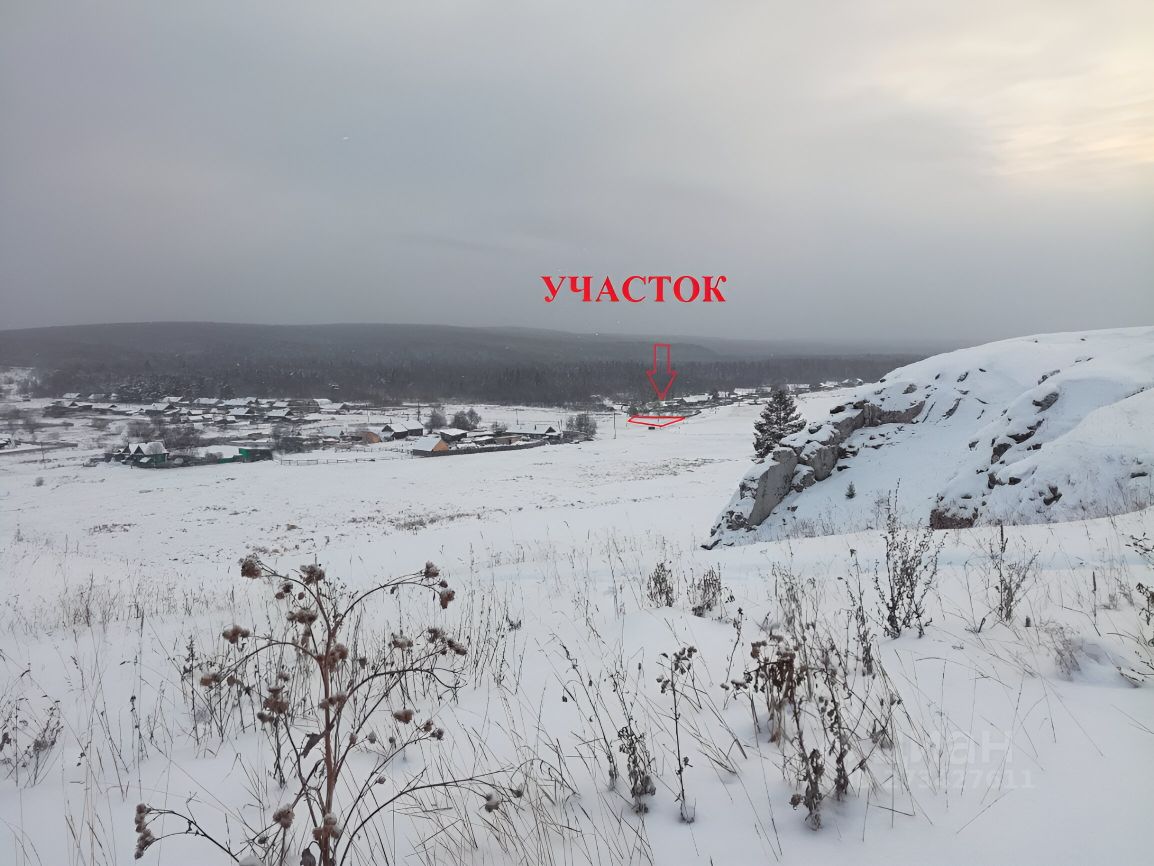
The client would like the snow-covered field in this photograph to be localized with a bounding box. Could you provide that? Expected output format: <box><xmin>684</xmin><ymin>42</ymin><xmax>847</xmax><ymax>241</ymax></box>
<box><xmin>1</xmin><ymin>348</ymin><xmax>1152</xmax><ymax>865</ymax></box>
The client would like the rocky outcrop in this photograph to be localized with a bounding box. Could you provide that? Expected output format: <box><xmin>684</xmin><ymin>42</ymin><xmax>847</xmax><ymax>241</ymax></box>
<box><xmin>710</xmin><ymin>327</ymin><xmax>1154</xmax><ymax>546</ymax></box>
<box><xmin>747</xmin><ymin>448</ymin><xmax>798</xmax><ymax>525</ymax></box>
<box><xmin>708</xmin><ymin>398</ymin><xmax>924</xmax><ymax>542</ymax></box>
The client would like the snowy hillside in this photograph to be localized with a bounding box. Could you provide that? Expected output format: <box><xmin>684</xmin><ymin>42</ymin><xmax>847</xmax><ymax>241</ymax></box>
<box><xmin>709</xmin><ymin>327</ymin><xmax>1154</xmax><ymax>545</ymax></box>
<box><xmin>1</xmin><ymin>380</ymin><xmax>1152</xmax><ymax>865</ymax></box>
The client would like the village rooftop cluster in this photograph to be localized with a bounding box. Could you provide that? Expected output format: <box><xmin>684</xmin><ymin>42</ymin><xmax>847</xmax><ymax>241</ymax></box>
<box><xmin>0</xmin><ymin>379</ymin><xmax>869</xmax><ymax>468</ymax></box>
<box><xmin>6</xmin><ymin>392</ymin><xmax>585</xmax><ymax>469</ymax></box>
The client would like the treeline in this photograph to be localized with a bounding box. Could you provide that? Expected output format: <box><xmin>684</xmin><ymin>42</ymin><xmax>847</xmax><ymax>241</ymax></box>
<box><xmin>27</xmin><ymin>354</ymin><xmax>915</xmax><ymax>406</ymax></box>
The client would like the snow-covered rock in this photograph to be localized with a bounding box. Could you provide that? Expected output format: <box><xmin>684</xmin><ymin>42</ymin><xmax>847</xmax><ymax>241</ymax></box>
<box><xmin>708</xmin><ymin>327</ymin><xmax>1154</xmax><ymax>544</ymax></box>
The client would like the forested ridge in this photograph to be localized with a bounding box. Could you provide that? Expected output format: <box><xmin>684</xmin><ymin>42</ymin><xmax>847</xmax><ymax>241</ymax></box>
<box><xmin>1</xmin><ymin>322</ymin><xmax>922</xmax><ymax>405</ymax></box>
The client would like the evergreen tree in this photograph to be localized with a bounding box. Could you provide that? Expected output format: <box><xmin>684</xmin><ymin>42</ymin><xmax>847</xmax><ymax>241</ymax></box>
<box><xmin>753</xmin><ymin>388</ymin><xmax>804</xmax><ymax>458</ymax></box>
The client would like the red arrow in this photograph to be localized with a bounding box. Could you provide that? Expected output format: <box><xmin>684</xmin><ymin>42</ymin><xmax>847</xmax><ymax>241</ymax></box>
<box><xmin>646</xmin><ymin>342</ymin><xmax>678</xmax><ymax>401</ymax></box>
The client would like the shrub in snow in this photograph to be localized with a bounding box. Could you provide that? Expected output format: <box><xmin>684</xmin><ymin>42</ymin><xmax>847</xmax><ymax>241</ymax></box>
<box><xmin>646</xmin><ymin>561</ymin><xmax>675</xmax><ymax>607</ymax></box>
<box><xmin>875</xmin><ymin>496</ymin><xmax>942</xmax><ymax>638</ymax></box>
<box><xmin>987</xmin><ymin>523</ymin><xmax>1038</xmax><ymax>624</ymax></box>
<box><xmin>689</xmin><ymin>566</ymin><xmax>731</xmax><ymax>617</ymax></box>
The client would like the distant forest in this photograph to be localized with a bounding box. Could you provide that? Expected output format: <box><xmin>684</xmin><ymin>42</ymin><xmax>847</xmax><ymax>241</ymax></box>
<box><xmin>1</xmin><ymin>322</ymin><xmax>923</xmax><ymax>406</ymax></box>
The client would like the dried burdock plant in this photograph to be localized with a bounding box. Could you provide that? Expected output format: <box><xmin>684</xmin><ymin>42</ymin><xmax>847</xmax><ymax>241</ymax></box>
<box><xmin>729</xmin><ymin>623</ymin><xmax>880</xmax><ymax>830</ymax></box>
<box><xmin>609</xmin><ymin>668</ymin><xmax>655</xmax><ymax>813</ymax></box>
<box><xmin>657</xmin><ymin>645</ymin><xmax>697</xmax><ymax>823</ymax></box>
<box><xmin>135</xmin><ymin>557</ymin><xmax>519</xmax><ymax>866</ymax></box>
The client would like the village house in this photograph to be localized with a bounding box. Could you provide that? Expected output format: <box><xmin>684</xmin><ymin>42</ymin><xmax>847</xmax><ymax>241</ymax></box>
<box><xmin>381</xmin><ymin>421</ymin><xmax>424</xmax><ymax>440</ymax></box>
<box><xmin>507</xmin><ymin>424</ymin><xmax>561</xmax><ymax>440</ymax></box>
<box><xmin>411</xmin><ymin>434</ymin><xmax>449</xmax><ymax>456</ymax></box>
<box><xmin>112</xmin><ymin>440</ymin><xmax>168</xmax><ymax>465</ymax></box>
<box><xmin>137</xmin><ymin>441</ymin><xmax>169</xmax><ymax>464</ymax></box>
<box><xmin>111</xmin><ymin>441</ymin><xmax>140</xmax><ymax>460</ymax></box>
<box><xmin>236</xmin><ymin>441</ymin><xmax>275</xmax><ymax>461</ymax></box>
<box><xmin>435</xmin><ymin>427</ymin><xmax>470</xmax><ymax>443</ymax></box>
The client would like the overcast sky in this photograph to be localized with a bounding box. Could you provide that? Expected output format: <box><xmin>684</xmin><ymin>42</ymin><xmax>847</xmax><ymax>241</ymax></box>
<box><xmin>1</xmin><ymin>1</ymin><xmax>1151</xmax><ymax>345</ymax></box>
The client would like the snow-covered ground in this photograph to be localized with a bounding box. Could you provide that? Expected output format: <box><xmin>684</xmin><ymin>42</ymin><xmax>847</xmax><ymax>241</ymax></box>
<box><xmin>0</xmin><ymin>353</ymin><xmax>1152</xmax><ymax>865</ymax></box>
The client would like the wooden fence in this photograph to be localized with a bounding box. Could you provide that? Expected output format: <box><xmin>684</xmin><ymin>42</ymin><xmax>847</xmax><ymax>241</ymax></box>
<box><xmin>276</xmin><ymin>456</ymin><xmax>378</xmax><ymax>466</ymax></box>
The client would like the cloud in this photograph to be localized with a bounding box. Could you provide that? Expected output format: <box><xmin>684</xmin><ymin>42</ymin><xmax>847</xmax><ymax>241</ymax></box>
<box><xmin>0</xmin><ymin>0</ymin><xmax>1151</xmax><ymax>342</ymax></box>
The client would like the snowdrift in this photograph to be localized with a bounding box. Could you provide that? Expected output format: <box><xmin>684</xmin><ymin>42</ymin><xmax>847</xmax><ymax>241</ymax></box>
<box><xmin>708</xmin><ymin>327</ymin><xmax>1154</xmax><ymax>544</ymax></box>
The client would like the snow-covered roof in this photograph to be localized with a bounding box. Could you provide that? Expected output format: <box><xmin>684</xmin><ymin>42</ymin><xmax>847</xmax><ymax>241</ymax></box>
<box><xmin>411</xmin><ymin>435</ymin><xmax>446</xmax><ymax>451</ymax></box>
<box><xmin>508</xmin><ymin>424</ymin><xmax>559</xmax><ymax>436</ymax></box>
